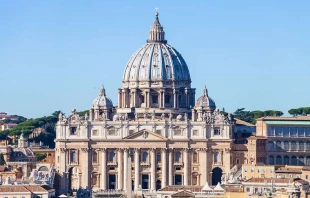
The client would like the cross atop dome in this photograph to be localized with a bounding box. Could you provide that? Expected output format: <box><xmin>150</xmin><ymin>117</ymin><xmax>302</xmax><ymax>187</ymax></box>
<box><xmin>147</xmin><ymin>8</ymin><xmax>167</xmax><ymax>44</ymax></box>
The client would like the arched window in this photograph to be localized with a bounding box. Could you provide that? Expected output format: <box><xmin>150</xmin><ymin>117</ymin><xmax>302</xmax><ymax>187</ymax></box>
<box><xmin>70</xmin><ymin>150</ymin><xmax>77</xmax><ymax>162</ymax></box>
<box><xmin>193</xmin><ymin>152</ymin><xmax>198</xmax><ymax>163</ymax></box>
<box><xmin>142</xmin><ymin>151</ymin><xmax>148</xmax><ymax>162</ymax></box>
<box><xmin>306</xmin><ymin>156</ymin><xmax>310</xmax><ymax>166</ymax></box>
<box><xmin>192</xmin><ymin>174</ymin><xmax>198</xmax><ymax>185</ymax></box>
<box><xmin>276</xmin><ymin>141</ymin><xmax>282</xmax><ymax>151</ymax></box>
<box><xmin>306</xmin><ymin>142</ymin><xmax>310</xmax><ymax>150</ymax></box>
<box><xmin>93</xmin><ymin>151</ymin><xmax>98</xmax><ymax>163</ymax></box>
<box><xmin>109</xmin><ymin>151</ymin><xmax>115</xmax><ymax>162</ymax></box>
<box><xmin>299</xmin><ymin>156</ymin><xmax>305</xmax><ymax>166</ymax></box>
<box><xmin>268</xmin><ymin>141</ymin><xmax>274</xmax><ymax>151</ymax></box>
<box><xmin>291</xmin><ymin>156</ymin><xmax>297</xmax><ymax>165</ymax></box>
<box><xmin>276</xmin><ymin>156</ymin><xmax>282</xmax><ymax>165</ymax></box>
<box><xmin>269</xmin><ymin>156</ymin><xmax>274</xmax><ymax>165</ymax></box>
<box><xmin>214</xmin><ymin>152</ymin><xmax>221</xmax><ymax>163</ymax></box>
<box><xmin>291</xmin><ymin>141</ymin><xmax>297</xmax><ymax>151</ymax></box>
<box><xmin>284</xmin><ymin>141</ymin><xmax>289</xmax><ymax>150</ymax></box>
<box><xmin>175</xmin><ymin>151</ymin><xmax>181</xmax><ymax>162</ymax></box>
<box><xmin>299</xmin><ymin>141</ymin><xmax>304</xmax><ymax>151</ymax></box>
<box><xmin>284</xmin><ymin>156</ymin><xmax>289</xmax><ymax>165</ymax></box>
<box><xmin>92</xmin><ymin>174</ymin><xmax>97</xmax><ymax>185</ymax></box>
<box><xmin>156</xmin><ymin>180</ymin><xmax>161</xmax><ymax>190</ymax></box>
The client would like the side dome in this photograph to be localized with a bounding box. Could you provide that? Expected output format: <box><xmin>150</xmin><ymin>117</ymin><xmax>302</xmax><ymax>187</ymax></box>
<box><xmin>92</xmin><ymin>86</ymin><xmax>113</xmax><ymax>109</ymax></box>
<box><xmin>122</xmin><ymin>11</ymin><xmax>191</xmax><ymax>89</ymax></box>
<box><xmin>195</xmin><ymin>86</ymin><xmax>216</xmax><ymax>109</ymax></box>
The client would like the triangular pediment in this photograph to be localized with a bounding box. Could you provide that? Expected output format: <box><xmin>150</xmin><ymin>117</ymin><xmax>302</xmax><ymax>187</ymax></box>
<box><xmin>123</xmin><ymin>129</ymin><xmax>167</xmax><ymax>140</ymax></box>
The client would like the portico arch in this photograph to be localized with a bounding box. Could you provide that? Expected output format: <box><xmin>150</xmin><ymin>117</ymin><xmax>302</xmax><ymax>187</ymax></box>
<box><xmin>212</xmin><ymin>167</ymin><xmax>222</xmax><ymax>185</ymax></box>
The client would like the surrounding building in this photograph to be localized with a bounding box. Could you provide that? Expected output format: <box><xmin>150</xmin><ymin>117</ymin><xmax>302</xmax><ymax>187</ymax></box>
<box><xmin>256</xmin><ymin>116</ymin><xmax>310</xmax><ymax>166</ymax></box>
<box><xmin>0</xmin><ymin>123</ymin><xmax>17</xmax><ymax>131</ymax></box>
<box><xmin>0</xmin><ymin>185</ymin><xmax>55</xmax><ymax>198</ymax></box>
<box><xmin>55</xmin><ymin>11</ymin><xmax>238</xmax><ymax>196</ymax></box>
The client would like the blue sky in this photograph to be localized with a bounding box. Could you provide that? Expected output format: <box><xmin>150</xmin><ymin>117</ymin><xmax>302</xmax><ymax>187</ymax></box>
<box><xmin>1</xmin><ymin>1</ymin><xmax>309</xmax><ymax>118</ymax></box>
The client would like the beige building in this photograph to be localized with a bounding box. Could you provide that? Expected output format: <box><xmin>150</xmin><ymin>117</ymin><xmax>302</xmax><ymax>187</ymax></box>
<box><xmin>242</xmin><ymin>164</ymin><xmax>275</xmax><ymax>180</ymax></box>
<box><xmin>55</xmin><ymin>11</ymin><xmax>239</xmax><ymax>196</ymax></box>
<box><xmin>0</xmin><ymin>185</ymin><xmax>55</xmax><ymax>198</ymax></box>
<box><xmin>256</xmin><ymin>116</ymin><xmax>310</xmax><ymax>166</ymax></box>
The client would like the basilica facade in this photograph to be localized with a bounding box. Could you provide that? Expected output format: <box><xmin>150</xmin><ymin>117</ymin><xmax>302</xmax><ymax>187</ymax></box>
<box><xmin>55</xmin><ymin>12</ymin><xmax>236</xmax><ymax>195</ymax></box>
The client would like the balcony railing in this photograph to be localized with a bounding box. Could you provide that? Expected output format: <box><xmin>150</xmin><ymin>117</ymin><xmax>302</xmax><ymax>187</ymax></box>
<box><xmin>107</xmin><ymin>161</ymin><xmax>118</xmax><ymax>166</ymax></box>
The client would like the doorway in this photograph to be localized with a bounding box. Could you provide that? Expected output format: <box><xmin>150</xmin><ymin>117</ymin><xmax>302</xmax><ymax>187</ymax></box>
<box><xmin>212</xmin><ymin>167</ymin><xmax>223</xmax><ymax>185</ymax></box>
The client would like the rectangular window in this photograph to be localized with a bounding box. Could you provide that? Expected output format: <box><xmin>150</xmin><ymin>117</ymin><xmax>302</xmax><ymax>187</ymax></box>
<box><xmin>165</xmin><ymin>95</ymin><xmax>171</xmax><ymax>104</ymax></box>
<box><xmin>157</xmin><ymin>153</ymin><xmax>161</xmax><ymax>162</ymax></box>
<box><xmin>157</xmin><ymin>167</ymin><xmax>161</xmax><ymax>171</ymax></box>
<box><xmin>174</xmin><ymin>130</ymin><xmax>182</xmax><ymax>136</ymax></box>
<box><xmin>214</xmin><ymin>128</ymin><xmax>221</xmax><ymax>136</ymax></box>
<box><xmin>92</xmin><ymin>130</ymin><xmax>98</xmax><ymax>136</ymax></box>
<box><xmin>152</xmin><ymin>95</ymin><xmax>158</xmax><ymax>104</ymax></box>
<box><xmin>110</xmin><ymin>167</ymin><xmax>115</xmax><ymax>170</ymax></box>
<box><xmin>108</xmin><ymin>129</ymin><xmax>116</xmax><ymax>136</ymax></box>
<box><xmin>70</xmin><ymin>127</ymin><xmax>77</xmax><ymax>135</ymax></box>
<box><xmin>176</xmin><ymin>167</ymin><xmax>181</xmax><ymax>171</ymax></box>
<box><xmin>306</xmin><ymin>175</ymin><xmax>308</xmax><ymax>179</ymax></box>
<box><xmin>129</xmin><ymin>130</ymin><xmax>134</xmax><ymax>134</ymax></box>
<box><xmin>156</xmin><ymin>130</ymin><xmax>161</xmax><ymax>135</ymax></box>
<box><xmin>193</xmin><ymin>130</ymin><xmax>199</xmax><ymax>136</ymax></box>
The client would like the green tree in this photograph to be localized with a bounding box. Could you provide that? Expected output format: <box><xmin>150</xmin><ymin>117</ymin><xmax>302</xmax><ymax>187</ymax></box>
<box><xmin>0</xmin><ymin>154</ymin><xmax>6</xmax><ymax>165</ymax></box>
<box><xmin>303</xmin><ymin>107</ymin><xmax>310</xmax><ymax>115</ymax></box>
<box><xmin>288</xmin><ymin>108</ymin><xmax>298</xmax><ymax>116</ymax></box>
<box><xmin>233</xmin><ymin>108</ymin><xmax>254</xmax><ymax>123</ymax></box>
<box><xmin>78</xmin><ymin>110</ymin><xmax>88</xmax><ymax>116</ymax></box>
<box><xmin>35</xmin><ymin>153</ymin><xmax>47</xmax><ymax>161</ymax></box>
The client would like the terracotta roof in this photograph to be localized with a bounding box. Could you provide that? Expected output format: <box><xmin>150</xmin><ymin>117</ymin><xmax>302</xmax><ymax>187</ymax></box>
<box><xmin>245</xmin><ymin>178</ymin><xmax>291</xmax><ymax>183</ymax></box>
<box><xmin>302</xmin><ymin>166</ymin><xmax>310</xmax><ymax>171</ymax></box>
<box><xmin>0</xmin><ymin>166</ymin><xmax>7</xmax><ymax>172</ymax></box>
<box><xmin>171</xmin><ymin>190</ymin><xmax>194</xmax><ymax>197</ymax></box>
<box><xmin>275</xmin><ymin>168</ymin><xmax>302</xmax><ymax>173</ymax></box>
<box><xmin>159</xmin><ymin>186</ymin><xmax>202</xmax><ymax>192</ymax></box>
<box><xmin>234</xmin><ymin>118</ymin><xmax>255</xmax><ymax>127</ymax></box>
<box><xmin>257</xmin><ymin>116</ymin><xmax>310</xmax><ymax>121</ymax></box>
<box><xmin>0</xmin><ymin>186</ymin><xmax>30</xmax><ymax>192</ymax></box>
<box><xmin>0</xmin><ymin>185</ymin><xmax>54</xmax><ymax>193</ymax></box>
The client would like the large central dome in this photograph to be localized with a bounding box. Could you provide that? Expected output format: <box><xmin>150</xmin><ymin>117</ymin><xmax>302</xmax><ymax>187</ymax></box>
<box><xmin>117</xmin><ymin>11</ymin><xmax>196</xmax><ymax>113</ymax></box>
<box><xmin>122</xmin><ymin>12</ymin><xmax>191</xmax><ymax>89</ymax></box>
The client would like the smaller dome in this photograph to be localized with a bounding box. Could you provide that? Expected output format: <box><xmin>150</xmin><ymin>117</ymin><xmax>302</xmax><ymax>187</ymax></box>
<box><xmin>92</xmin><ymin>86</ymin><xmax>113</xmax><ymax>109</ymax></box>
<box><xmin>113</xmin><ymin>114</ymin><xmax>120</xmax><ymax>121</ymax></box>
<box><xmin>176</xmin><ymin>114</ymin><xmax>183</xmax><ymax>121</ymax></box>
<box><xmin>195</xmin><ymin>86</ymin><xmax>216</xmax><ymax>109</ymax></box>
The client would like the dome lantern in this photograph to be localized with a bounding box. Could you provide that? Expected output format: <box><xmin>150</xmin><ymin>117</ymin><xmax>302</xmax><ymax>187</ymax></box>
<box><xmin>147</xmin><ymin>10</ymin><xmax>167</xmax><ymax>44</ymax></box>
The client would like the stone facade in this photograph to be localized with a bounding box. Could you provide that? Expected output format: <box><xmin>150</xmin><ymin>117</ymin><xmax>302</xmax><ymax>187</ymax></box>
<box><xmin>55</xmin><ymin>11</ymin><xmax>238</xmax><ymax>195</ymax></box>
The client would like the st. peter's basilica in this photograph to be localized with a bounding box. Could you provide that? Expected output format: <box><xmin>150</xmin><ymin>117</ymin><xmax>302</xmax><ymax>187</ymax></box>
<box><xmin>55</xmin><ymin>11</ymin><xmax>238</xmax><ymax>195</ymax></box>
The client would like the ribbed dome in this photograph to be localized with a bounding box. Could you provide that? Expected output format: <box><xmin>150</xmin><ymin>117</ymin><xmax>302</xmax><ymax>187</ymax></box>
<box><xmin>195</xmin><ymin>86</ymin><xmax>216</xmax><ymax>109</ymax></box>
<box><xmin>92</xmin><ymin>86</ymin><xmax>113</xmax><ymax>109</ymax></box>
<box><xmin>122</xmin><ymin>12</ymin><xmax>191</xmax><ymax>89</ymax></box>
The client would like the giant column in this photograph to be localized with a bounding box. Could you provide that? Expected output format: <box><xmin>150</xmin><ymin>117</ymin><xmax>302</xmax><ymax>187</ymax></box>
<box><xmin>168</xmin><ymin>148</ymin><xmax>173</xmax><ymax>185</ymax></box>
<box><xmin>161</xmin><ymin>148</ymin><xmax>167</xmax><ymax>188</ymax></box>
<box><xmin>150</xmin><ymin>148</ymin><xmax>156</xmax><ymax>191</ymax></box>
<box><xmin>81</xmin><ymin>148</ymin><xmax>90</xmax><ymax>189</ymax></box>
<box><xmin>117</xmin><ymin>149</ymin><xmax>123</xmax><ymax>190</ymax></box>
<box><xmin>59</xmin><ymin>148</ymin><xmax>68</xmax><ymax>194</ymax></box>
<box><xmin>134</xmin><ymin>149</ymin><xmax>140</xmax><ymax>190</ymax></box>
<box><xmin>123</xmin><ymin>149</ymin><xmax>128</xmax><ymax>191</ymax></box>
<box><xmin>183</xmin><ymin>148</ymin><xmax>189</xmax><ymax>186</ymax></box>
<box><xmin>100</xmin><ymin>148</ymin><xmax>107</xmax><ymax>190</ymax></box>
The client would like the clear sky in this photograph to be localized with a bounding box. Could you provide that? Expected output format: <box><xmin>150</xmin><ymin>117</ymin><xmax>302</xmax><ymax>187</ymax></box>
<box><xmin>1</xmin><ymin>1</ymin><xmax>309</xmax><ymax>118</ymax></box>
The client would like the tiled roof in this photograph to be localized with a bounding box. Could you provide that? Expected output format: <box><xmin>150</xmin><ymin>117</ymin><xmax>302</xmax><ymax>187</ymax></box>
<box><xmin>171</xmin><ymin>190</ymin><xmax>194</xmax><ymax>197</ymax></box>
<box><xmin>234</xmin><ymin>118</ymin><xmax>255</xmax><ymax>127</ymax></box>
<box><xmin>244</xmin><ymin>178</ymin><xmax>291</xmax><ymax>183</ymax></box>
<box><xmin>159</xmin><ymin>186</ymin><xmax>202</xmax><ymax>192</ymax></box>
<box><xmin>0</xmin><ymin>185</ymin><xmax>54</xmax><ymax>193</ymax></box>
<box><xmin>0</xmin><ymin>186</ymin><xmax>30</xmax><ymax>192</ymax></box>
<box><xmin>257</xmin><ymin>116</ymin><xmax>310</xmax><ymax>121</ymax></box>
<box><xmin>275</xmin><ymin>167</ymin><xmax>302</xmax><ymax>173</ymax></box>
